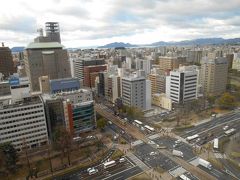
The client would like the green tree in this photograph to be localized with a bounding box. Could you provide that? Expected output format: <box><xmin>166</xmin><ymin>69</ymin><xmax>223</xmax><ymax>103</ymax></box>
<box><xmin>97</xmin><ymin>118</ymin><xmax>107</xmax><ymax>130</ymax></box>
<box><xmin>207</xmin><ymin>96</ymin><xmax>217</xmax><ymax>107</ymax></box>
<box><xmin>217</xmin><ymin>92</ymin><xmax>237</xmax><ymax>110</ymax></box>
<box><xmin>0</xmin><ymin>142</ymin><xmax>18</xmax><ymax>173</ymax></box>
<box><xmin>53</xmin><ymin>126</ymin><xmax>72</xmax><ymax>166</ymax></box>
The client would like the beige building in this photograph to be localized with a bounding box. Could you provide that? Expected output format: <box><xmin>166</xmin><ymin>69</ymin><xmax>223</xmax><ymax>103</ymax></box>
<box><xmin>200</xmin><ymin>57</ymin><xmax>228</xmax><ymax>96</ymax></box>
<box><xmin>39</xmin><ymin>76</ymin><xmax>50</xmax><ymax>93</ymax></box>
<box><xmin>148</xmin><ymin>68</ymin><xmax>168</xmax><ymax>95</ymax></box>
<box><xmin>158</xmin><ymin>56</ymin><xmax>186</xmax><ymax>72</ymax></box>
<box><xmin>232</xmin><ymin>53</ymin><xmax>240</xmax><ymax>71</ymax></box>
<box><xmin>152</xmin><ymin>93</ymin><xmax>172</xmax><ymax>110</ymax></box>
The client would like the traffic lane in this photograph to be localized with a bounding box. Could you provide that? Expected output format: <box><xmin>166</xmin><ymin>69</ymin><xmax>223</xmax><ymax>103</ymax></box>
<box><xmin>134</xmin><ymin>143</ymin><xmax>178</xmax><ymax>170</ymax></box>
<box><xmin>181</xmin><ymin>113</ymin><xmax>240</xmax><ymax>138</ymax></box>
<box><xmin>197</xmin><ymin>165</ymin><xmax>232</xmax><ymax>180</ymax></box>
<box><xmin>83</xmin><ymin>161</ymin><xmax>134</xmax><ymax>180</ymax></box>
<box><xmin>183</xmin><ymin>172</ymin><xmax>199</xmax><ymax>180</ymax></box>
<box><xmin>102</xmin><ymin>166</ymin><xmax>142</xmax><ymax>180</ymax></box>
<box><xmin>220</xmin><ymin>157</ymin><xmax>240</xmax><ymax>179</ymax></box>
<box><xmin>195</xmin><ymin>120</ymin><xmax>240</xmax><ymax>146</ymax></box>
<box><xmin>153</xmin><ymin>137</ymin><xmax>196</xmax><ymax>161</ymax></box>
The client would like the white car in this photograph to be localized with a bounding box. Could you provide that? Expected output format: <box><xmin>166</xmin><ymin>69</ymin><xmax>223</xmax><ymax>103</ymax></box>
<box><xmin>88</xmin><ymin>168</ymin><xmax>98</xmax><ymax>175</ymax></box>
<box><xmin>175</xmin><ymin>140</ymin><xmax>181</xmax><ymax>144</ymax></box>
<box><xmin>148</xmin><ymin>140</ymin><xmax>155</xmax><ymax>145</ymax></box>
<box><xmin>149</xmin><ymin>151</ymin><xmax>157</xmax><ymax>156</ymax></box>
<box><xmin>119</xmin><ymin>157</ymin><xmax>125</xmax><ymax>163</ymax></box>
<box><xmin>223</xmin><ymin>125</ymin><xmax>229</xmax><ymax>131</ymax></box>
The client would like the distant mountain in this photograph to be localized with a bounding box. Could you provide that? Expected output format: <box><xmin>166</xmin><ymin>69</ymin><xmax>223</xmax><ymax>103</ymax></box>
<box><xmin>150</xmin><ymin>38</ymin><xmax>240</xmax><ymax>46</ymax></box>
<box><xmin>98</xmin><ymin>42</ymin><xmax>138</xmax><ymax>48</ymax></box>
<box><xmin>11</xmin><ymin>46</ymin><xmax>25</xmax><ymax>53</ymax></box>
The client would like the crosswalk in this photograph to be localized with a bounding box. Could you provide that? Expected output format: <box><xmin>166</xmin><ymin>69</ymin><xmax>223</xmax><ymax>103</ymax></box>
<box><xmin>214</xmin><ymin>153</ymin><xmax>226</xmax><ymax>159</ymax></box>
<box><xmin>127</xmin><ymin>152</ymin><xmax>150</xmax><ymax>171</ymax></box>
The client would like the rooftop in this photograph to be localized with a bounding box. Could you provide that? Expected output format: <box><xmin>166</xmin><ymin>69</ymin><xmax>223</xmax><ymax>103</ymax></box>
<box><xmin>25</xmin><ymin>42</ymin><xmax>64</xmax><ymax>50</ymax></box>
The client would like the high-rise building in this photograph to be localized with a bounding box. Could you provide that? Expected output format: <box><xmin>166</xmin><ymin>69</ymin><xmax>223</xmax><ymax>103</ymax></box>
<box><xmin>232</xmin><ymin>53</ymin><xmax>240</xmax><ymax>71</ymax></box>
<box><xmin>148</xmin><ymin>68</ymin><xmax>168</xmax><ymax>95</ymax></box>
<box><xmin>24</xmin><ymin>23</ymin><xmax>71</xmax><ymax>92</ymax></box>
<box><xmin>0</xmin><ymin>43</ymin><xmax>16</xmax><ymax>78</ymax></box>
<box><xmin>0</xmin><ymin>76</ymin><xmax>48</xmax><ymax>151</ymax></box>
<box><xmin>166</xmin><ymin>66</ymin><xmax>198</xmax><ymax>104</ymax></box>
<box><xmin>122</xmin><ymin>73</ymin><xmax>151</xmax><ymax>110</ymax></box>
<box><xmin>200</xmin><ymin>57</ymin><xmax>228</xmax><ymax>96</ymax></box>
<box><xmin>43</xmin><ymin>89</ymin><xmax>95</xmax><ymax>136</ymax></box>
<box><xmin>83</xmin><ymin>65</ymin><xmax>107</xmax><ymax>88</ymax></box>
<box><xmin>72</xmin><ymin>58</ymin><xmax>106</xmax><ymax>82</ymax></box>
<box><xmin>158</xmin><ymin>56</ymin><xmax>186</xmax><ymax>72</ymax></box>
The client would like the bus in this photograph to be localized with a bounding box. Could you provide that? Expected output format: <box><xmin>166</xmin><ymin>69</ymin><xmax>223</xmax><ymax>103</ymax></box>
<box><xmin>179</xmin><ymin>174</ymin><xmax>191</xmax><ymax>180</ymax></box>
<box><xmin>103</xmin><ymin>160</ymin><xmax>116</xmax><ymax>169</ymax></box>
<box><xmin>134</xmin><ymin>120</ymin><xmax>143</xmax><ymax>127</ymax></box>
<box><xmin>186</xmin><ymin>134</ymin><xmax>199</xmax><ymax>142</ymax></box>
<box><xmin>224</xmin><ymin>128</ymin><xmax>236</xmax><ymax>136</ymax></box>
<box><xmin>144</xmin><ymin>125</ymin><xmax>155</xmax><ymax>132</ymax></box>
<box><xmin>213</xmin><ymin>138</ymin><xmax>219</xmax><ymax>152</ymax></box>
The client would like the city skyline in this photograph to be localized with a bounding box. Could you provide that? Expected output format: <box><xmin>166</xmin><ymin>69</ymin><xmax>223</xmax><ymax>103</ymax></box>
<box><xmin>1</xmin><ymin>0</ymin><xmax>240</xmax><ymax>47</ymax></box>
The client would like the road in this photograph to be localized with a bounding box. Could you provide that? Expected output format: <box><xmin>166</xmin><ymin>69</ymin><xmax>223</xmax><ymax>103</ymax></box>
<box><xmin>54</xmin><ymin>157</ymin><xmax>142</xmax><ymax>180</ymax></box>
<box><xmin>95</xmin><ymin>103</ymin><xmax>217</xmax><ymax>180</ymax></box>
<box><xmin>180</xmin><ymin>111</ymin><xmax>240</xmax><ymax>145</ymax></box>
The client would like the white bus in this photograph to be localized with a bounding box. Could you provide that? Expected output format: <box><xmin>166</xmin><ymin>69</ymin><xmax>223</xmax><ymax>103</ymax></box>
<box><xmin>213</xmin><ymin>138</ymin><xmax>219</xmax><ymax>151</ymax></box>
<box><xmin>224</xmin><ymin>128</ymin><xmax>236</xmax><ymax>136</ymax></box>
<box><xmin>186</xmin><ymin>134</ymin><xmax>199</xmax><ymax>142</ymax></box>
<box><xmin>179</xmin><ymin>174</ymin><xmax>191</xmax><ymax>180</ymax></box>
<box><xmin>144</xmin><ymin>125</ymin><xmax>155</xmax><ymax>132</ymax></box>
<box><xmin>134</xmin><ymin>120</ymin><xmax>143</xmax><ymax>127</ymax></box>
<box><xmin>103</xmin><ymin>160</ymin><xmax>116</xmax><ymax>169</ymax></box>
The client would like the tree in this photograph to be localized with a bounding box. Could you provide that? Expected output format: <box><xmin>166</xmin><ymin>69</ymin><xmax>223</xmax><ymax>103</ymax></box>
<box><xmin>217</xmin><ymin>92</ymin><xmax>237</xmax><ymax>110</ymax></box>
<box><xmin>0</xmin><ymin>142</ymin><xmax>18</xmax><ymax>173</ymax></box>
<box><xmin>97</xmin><ymin>118</ymin><xmax>107</xmax><ymax>130</ymax></box>
<box><xmin>207</xmin><ymin>96</ymin><xmax>217</xmax><ymax>108</ymax></box>
<box><xmin>53</xmin><ymin>126</ymin><xmax>72</xmax><ymax>166</ymax></box>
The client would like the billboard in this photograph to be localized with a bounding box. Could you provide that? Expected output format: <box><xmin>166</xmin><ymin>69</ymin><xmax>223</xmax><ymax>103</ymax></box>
<box><xmin>9</xmin><ymin>77</ymin><xmax>20</xmax><ymax>86</ymax></box>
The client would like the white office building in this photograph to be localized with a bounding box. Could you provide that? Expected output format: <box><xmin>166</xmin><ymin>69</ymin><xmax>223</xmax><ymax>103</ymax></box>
<box><xmin>166</xmin><ymin>66</ymin><xmax>198</xmax><ymax>104</ymax></box>
<box><xmin>0</xmin><ymin>75</ymin><xmax>48</xmax><ymax>151</ymax></box>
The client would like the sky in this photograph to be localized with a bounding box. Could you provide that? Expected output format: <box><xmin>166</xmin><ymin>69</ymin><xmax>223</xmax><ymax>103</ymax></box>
<box><xmin>0</xmin><ymin>0</ymin><xmax>240</xmax><ymax>48</ymax></box>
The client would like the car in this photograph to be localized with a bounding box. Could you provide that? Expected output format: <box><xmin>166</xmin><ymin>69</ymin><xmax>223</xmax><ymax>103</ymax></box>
<box><xmin>119</xmin><ymin>157</ymin><xmax>125</xmax><ymax>163</ymax></box>
<box><xmin>196</xmin><ymin>138</ymin><xmax>201</xmax><ymax>143</ymax></box>
<box><xmin>88</xmin><ymin>168</ymin><xmax>98</xmax><ymax>175</ymax></box>
<box><xmin>148</xmin><ymin>140</ymin><xmax>155</xmax><ymax>145</ymax></box>
<box><xmin>223</xmin><ymin>125</ymin><xmax>229</xmax><ymax>131</ymax></box>
<box><xmin>86</xmin><ymin>135</ymin><xmax>95</xmax><ymax>139</ymax></box>
<box><xmin>175</xmin><ymin>140</ymin><xmax>181</xmax><ymax>144</ymax></box>
<box><xmin>149</xmin><ymin>151</ymin><xmax>157</xmax><ymax>156</ymax></box>
<box><xmin>108</xmin><ymin>121</ymin><xmax>113</xmax><ymax>125</ymax></box>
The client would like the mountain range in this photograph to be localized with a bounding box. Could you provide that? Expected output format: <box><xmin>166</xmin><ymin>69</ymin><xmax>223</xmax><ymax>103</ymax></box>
<box><xmin>98</xmin><ymin>38</ymin><xmax>240</xmax><ymax>48</ymax></box>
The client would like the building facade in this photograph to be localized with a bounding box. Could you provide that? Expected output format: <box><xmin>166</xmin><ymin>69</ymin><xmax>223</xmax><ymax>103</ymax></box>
<box><xmin>200</xmin><ymin>57</ymin><xmax>228</xmax><ymax>96</ymax></box>
<box><xmin>166</xmin><ymin>66</ymin><xmax>198</xmax><ymax>104</ymax></box>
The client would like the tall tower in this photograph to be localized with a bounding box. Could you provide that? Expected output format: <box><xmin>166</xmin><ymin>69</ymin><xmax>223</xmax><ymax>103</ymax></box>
<box><xmin>45</xmin><ymin>22</ymin><xmax>61</xmax><ymax>43</ymax></box>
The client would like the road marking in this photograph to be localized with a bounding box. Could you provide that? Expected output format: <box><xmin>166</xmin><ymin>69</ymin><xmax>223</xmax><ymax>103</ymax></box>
<box><xmin>102</xmin><ymin>166</ymin><xmax>138</xmax><ymax>180</ymax></box>
<box><xmin>115</xmin><ymin>176</ymin><xmax>123</xmax><ymax>180</ymax></box>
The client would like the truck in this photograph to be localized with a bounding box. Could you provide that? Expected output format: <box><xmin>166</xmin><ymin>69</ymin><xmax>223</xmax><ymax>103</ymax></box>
<box><xmin>199</xmin><ymin>158</ymin><xmax>212</xmax><ymax>170</ymax></box>
<box><xmin>172</xmin><ymin>149</ymin><xmax>183</xmax><ymax>158</ymax></box>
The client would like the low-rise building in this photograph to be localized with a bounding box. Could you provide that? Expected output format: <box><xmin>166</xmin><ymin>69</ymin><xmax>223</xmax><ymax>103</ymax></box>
<box><xmin>152</xmin><ymin>93</ymin><xmax>172</xmax><ymax>110</ymax></box>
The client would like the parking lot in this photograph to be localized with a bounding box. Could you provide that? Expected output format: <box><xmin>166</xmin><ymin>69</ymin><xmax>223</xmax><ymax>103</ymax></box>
<box><xmin>133</xmin><ymin>143</ymin><xmax>178</xmax><ymax>171</ymax></box>
<box><xmin>153</xmin><ymin>136</ymin><xmax>196</xmax><ymax>161</ymax></box>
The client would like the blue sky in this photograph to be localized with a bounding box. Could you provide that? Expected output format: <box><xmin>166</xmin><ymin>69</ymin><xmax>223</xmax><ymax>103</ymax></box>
<box><xmin>0</xmin><ymin>0</ymin><xmax>240</xmax><ymax>47</ymax></box>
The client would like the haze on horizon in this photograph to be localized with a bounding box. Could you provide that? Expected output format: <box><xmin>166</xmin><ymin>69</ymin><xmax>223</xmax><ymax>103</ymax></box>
<box><xmin>1</xmin><ymin>0</ymin><xmax>240</xmax><ymax>48</ymax></box>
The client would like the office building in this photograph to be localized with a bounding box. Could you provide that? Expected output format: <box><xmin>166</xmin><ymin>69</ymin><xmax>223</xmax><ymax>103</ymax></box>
<box><xmin>0</xmin><ymin>43</ymin><xmax>16</xmax><ymax>78</ymax></box>
<box><xmin>0</xmin><ymin>76</ymin><xmax>48</xmax><ymax>151</ymax></box>
<box><xmin>43</xmin><ymin>89</ymin><xmax>95</xmax><ymax>136</ymax></box>
<box><xmin>83</xmin><ymin>65</ymin><xmax>107</xmax><ymax>88</ymax></box>
<box><xmin>166</xmin><ymin>66</ymin><xmax>198</xmax><ymax>104</ymax></box>
<box><xmin>24</xmin><ymin>22</ymin><xmax>71</xmax><ymax>91</ymax></box>
<box><xmin>200</xmin><ymin>57</ymin><xmax>228</xmax><ymax>96</ymax></box>
<box><xmin>232</xmin><ymin>53</ymin><xmax>240</xmax><ymax>71</ymax></box>
<box><xmin>122</xmin><ymin>73</ymin><xmax>151</xmax><ymax>110</ymax></box>
<box><xmin>72</xmin><ymin>58</ymin><xmax>105</xmax><ymax>82</ymax></box>
<box><xmin>159</xmin><ymin>56</ymin><xmax>186</xmax><ymax>71</ymax></box>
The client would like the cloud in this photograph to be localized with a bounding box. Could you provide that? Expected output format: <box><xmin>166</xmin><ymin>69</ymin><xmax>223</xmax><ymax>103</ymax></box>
<box><xmin>0</xmin><ymin>0</ymin><xmax>240</xmax><ymax>47</ymax></box>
